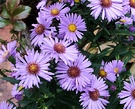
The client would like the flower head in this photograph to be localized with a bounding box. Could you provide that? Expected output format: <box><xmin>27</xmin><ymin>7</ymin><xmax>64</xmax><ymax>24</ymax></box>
<box><xmin>0</xmin><ymin>101</ymin><xmax>16</xmax><ymax>109</ymax></box>
<box><xmin>55</xmin><ymin>53</ymin><xmax>93</xmax><ymax>92</ymax></box>
<box><xmin>40</xmin><ymin>2</ymin><xmax>70</xmax><ymax>21</ymax></box>
<box><xmin>59</xmin><ymin>13</ymin><xmax>87</xmax><ymax>42</ymax></box>
<box><xmin>41</xmin><ymin>37</ymin><xmax>79</xmax><ymax>64</ymax></box>
<box><xmin>88</xmin><ymin>0</ymin><xmax>123</xmax><ymax>22</ymax></box>
<box><xmin>30</xmin><ymin>15</ymin><xmax>52</xmax><ymax>46</ymax></box>
<box><xmin>116</xmin><ymin>16</ymin><xmax>133</xmax><ymax>25</ymax></box>
<box><xmin>104</xmin><ymin>60</ymin><xmax>124</xmax><ymax>76</ymax></box>
<box><xmin>98</xmin><ymin>61</ymin><xmax>116</xmax><ymax>82</ymax></box>
<box><xmin>118</xmin><ymin>76</ymin><xmax>135</xmax><ymax>109</ymax></box>
<box><xmin>11</xmin><ymin>84</ymin><xmax>23</xmax><ymax>100</ymax></box>
<box><xmin>13</xmin><ymin>49</ymin><xmax>53</xmax><ymax>89</ymax></box>
<box><xmin>80</xmin><ymin>75</ymin><xmax>110</xmax><ymax>109</ymax></box>
<box><xmin>0</xmin><ymin>40</ymin><xmax>17</xmax><ymax>63</ymax></box>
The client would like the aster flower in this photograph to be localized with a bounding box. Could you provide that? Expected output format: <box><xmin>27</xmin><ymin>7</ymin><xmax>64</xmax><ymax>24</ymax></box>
<box><xmin>0</xmin><ymin>101</ymin><xmax>16</xmax><ymax>109</ymax></box>
<box><xmin>116</xmin><ymin>16</ymin><xmax>133</xmax><ymax>25</ymax></box>
<box><xmin>30</xmin><ymin>15</ymin><xmax>52</xmax><ymax>46</ymax></box>
<box><xmin>118</xmin><ymin>76</ymin><xmax>135</xmax><ymax>109</ymax></box>
<box><xmin>11</xmin><ymin>84</ymin><xmax>23</xmax><ymax>100</ymax></box>
<box><xmin>87</xmin><ymin>0</ymin><xmax>123</xmax><ymax>22</ymax></box>
<box><xmin>123</xmin><ymin>0</ymin><xmax>135</xmax><ymax>18</ymax></box>
<box><xmin>98</xmin><ymin>61</ymin><xmax>116</xmax><ymax>82</ymax></box>
<box><xmin>55</xmin><ymin>53</ymin><xmax>94</xmax><ymax>92</ymax></box>
<box><xmin>40</xmin><ymin>2</ymin><xmax>70</xmax><ymax>21</ymax></box>
<box><xmin>41</xmin><ymin>37</ymin><xmax>78</xmax><ymax>65</ymax></box>
<box><xmin>13</xmin><ymin>49</ymin><xmax>53</xmax><ymax>89</ymax></box>
<box><xmin>36</xmin><ymin>0</ymin><xmax>47</xmax><ymax>9</ymax></box>
<box><xmin>128</xmin><ymin>26</ymin><xmax>135</xmax><ymax>32</ymax></box>
<box><xmin>0</xmin><ymin>40</ymin><xmax>17</xmax><ymax>63</ymax></box>
<box><xmin>104</xmin><ymin>60</ymin><xmax>124</xmax><ymax>76</ymax></box>
<box><xmin>80</xmin><ymin>75</ymin><xmax>110</xmax><ymax>109</ymax></box>
<box><xmin>59</xmin><ymin>13</ymin><xmax>87</xmax><ymax>42</ymax></box>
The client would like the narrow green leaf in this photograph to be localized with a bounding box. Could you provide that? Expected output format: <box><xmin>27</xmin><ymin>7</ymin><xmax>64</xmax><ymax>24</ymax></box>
<box><xmin>2</xmin><ymin>77</ymin><xmax>19</xmax><ymax>84</ymax></box>
<box><xmin>0</xmin><ymin>17</ymin><xmax>11</xmax><ymax>28</ymax></box>
<box><xmin>12</xmin><ymin>5</ymin><xmax>31</xmax><ymax>20</ymax></box>
<box><xmin>1</xmin><ymin>4</ymin><xmax>10</xmax><ymax>18</ymax></box>
<box><xmin>6</xmin><ymin>0</ymin><xmax>20</xmax><ymax>13</ymax></box>
<box><xmin>13</xmin><ymin>21</ymin><xmax>26</xmax><ymax>31</ymax></box>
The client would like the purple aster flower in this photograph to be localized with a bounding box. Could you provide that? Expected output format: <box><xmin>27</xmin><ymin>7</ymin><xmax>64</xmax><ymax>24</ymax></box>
<box><xmin>13</xmin><ymin>49</ymin><xmax>53</xmax><ymax>89</ymax></box>
<box><xmin>98</xmin><ymin>61</ymin><xmax>116</xmax><ymax>82</ymax></box>
<box><xmin>36</xmin><ymin>0</ymin><xmax>47</xmax><ymax>9</ymax></box>
<box><xmin>128</xmin><ymin>26</ymin><xmax>135</xmax><ymax>32</ymax></box>
<box><xmin>0</xmin><ymin>101</ymin><xmax>16</xmax><ymax>109</ymax></box>
<box><xmin>118</xmin><ymin>76</ymin><xmax>135</xmax><ymax>109</ymax></box>
<box><xmin>110</xmin><ymin>85</ymin><xmax>116</xmax><ymax>91</ymax></box>
<box><xmin>123</xmin><ymin>0</ymin><xmax>135</xmax><ymax>18</ymax></box>
<box><xmin>11</xmin><ymin>84</ymin><xmax>23</xmax><ymax>100</ymax></box>
<box><xmin>59</xmin><ymin>13</ymin><xmax>87</xmax><ymax>42</ymax></box>
<box><xmin>30</xmin><ymin>15</ymin><xmax>52</xmax><ymax>46</ymax></box>
<box><xmin>79</xmin><ymin>75</ymin><xmax>110</xmax><ymax>109</ymax></box>
<box><xmin>127</xmin><ymin>36</ymin><xmax>134</xmax><ymax>41</ymax></box>
<box><xmin>0</xmin><ymin>40</ymin><xmax>17</xmax><ymax>63</ymax></box>
<box><xmin>40</xmin><ymin>2</ymin><xmax>70</xmax><ymax>21</ymax></box>
<box><xmin>116</xmin><ymin>16</ymin><xmax>133</xmax><ymax>25</ymax></box>
<box><xmin>41</xmin><ymin>37</ymin><xmax>78</xmax><ymax>64</ymax></box>
<box><xmin>104</xmin><ymin>60</ymin><xmax>124</xmax><ymax>76</ymax></box>
<box><xmin>55</xmin><ymin>53</ymin><xmax>94</xmax><ymax>92</ymax></box>
<box><xmin>87</xmin><ymin>0</ymin><xmax>123</xmax><ymax>22</ymax></box>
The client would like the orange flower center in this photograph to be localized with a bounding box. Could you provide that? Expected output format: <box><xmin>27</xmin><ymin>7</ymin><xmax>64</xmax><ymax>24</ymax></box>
<box><xmin>51</xmin><ymin>9</ymin><xmax>59</xmax><ymax>16</ymax></box>
<box><xmin>130</xmin><ymin>0</ymin><xmax>135</xmax><ymax>8</ymax></box>
<box><xmin>68</xmin><ymin>24</ymin><xmax>77</xmax><ymax>32</ymax></box>
<box><xmin>99</xmin><ymin>69</ymin><xmax>107</xmax><ymax>77</ymax></box>
<box><xmin>119</xmin><ymin>19</ymin><xmax>126</xmax><ymax>23</ymax></box>
<box><xmin>114</xmin><ymin>68</ymin><xmax>119</xmax><ymax>74</ymax></box>
<box><xmin>89</xmin><ymin>89</ymin><xmax>100</xmax><ymax>101</ymax></box>
<box><xmin>67</xmin><ymin>66</ymin><xmax>80</xmax><ymax>78</ymax></box>
<box><xmin>132</xmin><ymin>89</ymin><xmax>135</xmax><ymax>98</ymax></box>
<box><xmin>100</xmin><ymin>0</ymin><xmax>112</xmax><ymax>7</ymax></box>
<box><xmin>36</xmin><ymin>24</ymin><xmax>45</xmax><ymax>34</ymax></box>
<box><xmin>54</xmin><ymin>43</ymin><xmax>65</xmax><ymax>53</ymax></box>
<box><xmin>27</xmin><ymin>63</ymin><xmax>39</xmax><ymax>74</ymax></box>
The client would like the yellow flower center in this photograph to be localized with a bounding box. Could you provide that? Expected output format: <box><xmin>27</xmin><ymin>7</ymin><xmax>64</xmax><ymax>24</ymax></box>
<box><xmin>67</xmin><ymin>66</ymin><xmax>80</xmax><ymax>78</ymax></box>
<box><xmin>89</xmin><ymin>89</ymin><xmax>100</xmax><ymax>101</ymax></box>
<box><xmin>68</xmin><ymin>24</ymin><xmax>77</xmax><ymax>32</ymax></box>
<box><xmin>119</xmin><ymin>19</ymin><xmax>126</xmax><ymax>23</ymax></box>
<box><xmin>114</xmin><ymin>68</ymin><xmax>119</xmax><ymax>74</ymax></box>
<box><xmin>51</xmin><ymin>9</ymin><xmax>59</xmax><ymax>16</ymax></box>
<box><xmin>74</xmin><ymin>0</ymin><xmax>80</xmax><ymax>2</ymax></box>
<box><xmin>27</xmin><ymin>63</ymin><xmax>39</xmax><ymax>74</ymax></box>
<box><xmin>99</xmin><ymin>69</ymin><xmax>107</xmax><ymax>77</ymax></box>
<box><xmin>18</xmin><ymin>86</ymin><xmax>23</xmax><ymax>91</ymax></box>
<box><xmin>130</xmin><ymin>0</ymin><xmax>135</xmax><ymax>8</ymax></box>
<box><xmin>2</xmin><ymin>50</ymin><xmax>9</xmax><ymax>59</ymax></box>
<box><xmin>100</xmin><ymin>0</ymin><xmax>112</xmax><ymax>7</ymax></box>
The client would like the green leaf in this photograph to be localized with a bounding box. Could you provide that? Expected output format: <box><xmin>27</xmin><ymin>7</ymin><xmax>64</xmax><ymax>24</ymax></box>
<box><xmin>1</xmin><ymin>4</ymin><xmax>10</xmax><ymax>18</ymax></box>
<box><xmin>0</xmin><ymin>17</ymin><xmax>11</xmax><ymax>28</ymax></box>
<box><xmin>2</xmin><ymin>77</ymin><xmax>19</xmax><ymax>84</ymax></box>
<box><xmin>12</xmin><ymin>5</ymin><xmax>31</xmax><ymax>20</ymax></box>
<box><xmin>13</xmin><ymin>21</ymin><xmax>26</xmax><ymax>31</ymax></box>
<box><xmin>6</xmin><ymin>0</ymin><xmax>20</xmax><ymax>13</ymax></box>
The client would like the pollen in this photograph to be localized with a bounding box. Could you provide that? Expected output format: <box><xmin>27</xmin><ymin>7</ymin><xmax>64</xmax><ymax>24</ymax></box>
<box><xmin>99</xmin><ymin>69</ymin><xmax>107</xmax><ymax>78</ymax></box>
<box><xmin>54</xmin><ymin>43</ymin><xmax>65</xmax><ymax>53</ymax></box>
<box><xmin>36</xmin><ymin>24</ymin><xmax>45</xmax><ymax>34</ymax></box>
<box><xmin>68</xmin><ymin>24</ymin><xmax>77</xmax><ymax>32</ymax></box>
<box><xmin>101</xmin><ymin>0</ymin><xmax>112</xmax><ymax>7</ymax></box>
<box><xmin>119</xmin><ymin>19</ymin><xmax>126</xmax><ymax>23</ymax></box>
<box><xmin>89</xmin><ymin>89</ymin><xmax>100</xmax><ymax>101</ymax></box>
<box><xmin>74</xmin><ymin>0</ymin><xmax>80</xmax><ymax>2</ymax></box>
<box><xmin>18</xmin><ymin>86</ymin><xmax>23</xmax><ymax>91</ymax></box>
<box><xmin>114</xmin><ymin>68</ymin><xmax>119</xmax><ymax>74</ymax></box>
<box><xmin>51</xmin><ymin>9</ymin><xmax>59</xmax><ymax>16</ymax></box>
<box><xmin>67</xmin><ymin>66</ymin><xmax>80</xmax><ymax>78</ymax></box>
<box><xmin>130</xmin><ymin>0</ymin><xmax>135</xmax><ymax>8</ymax></box>
<box><xmin>27</xmin><ymin>63</ymin><xmax>39</xmax><ymax>74</ymax></box>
